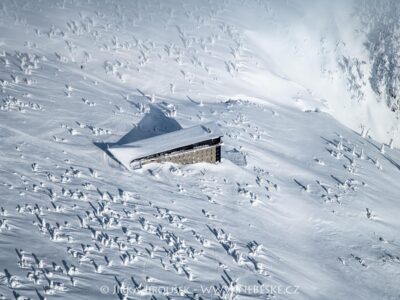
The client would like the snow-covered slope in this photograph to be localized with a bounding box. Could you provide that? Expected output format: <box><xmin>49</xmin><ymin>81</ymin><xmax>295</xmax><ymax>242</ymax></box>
<box><xmin>0</xmin><ymin>0</ymin><xmax>400</xmax><ymax>299</ymax></box>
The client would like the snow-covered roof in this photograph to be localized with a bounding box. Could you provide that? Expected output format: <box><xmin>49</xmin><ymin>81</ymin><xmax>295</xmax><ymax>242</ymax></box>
<box><xmin>109</xmin><ymin>122</ymin><xmax>223</xmax><ymax>169</ymax></box>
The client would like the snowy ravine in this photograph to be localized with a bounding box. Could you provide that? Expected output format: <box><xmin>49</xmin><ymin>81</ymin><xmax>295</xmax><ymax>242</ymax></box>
<box><xmin>0</xmin><ymin>0</ymin><xmax>400</xmax><ymax>299</ymax></box>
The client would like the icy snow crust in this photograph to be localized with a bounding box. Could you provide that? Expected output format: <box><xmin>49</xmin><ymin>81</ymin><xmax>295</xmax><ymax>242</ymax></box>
<box><xmin>0</xmin><ymin>0</ymin><xmax>399</xmax><ymax>299</ymax></box>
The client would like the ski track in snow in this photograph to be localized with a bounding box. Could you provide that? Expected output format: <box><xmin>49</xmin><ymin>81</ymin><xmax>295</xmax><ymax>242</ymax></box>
<box><xmin>0</xmin><ymin>0</ymin><xmax>400</xmax><ymax>299</ymax></box>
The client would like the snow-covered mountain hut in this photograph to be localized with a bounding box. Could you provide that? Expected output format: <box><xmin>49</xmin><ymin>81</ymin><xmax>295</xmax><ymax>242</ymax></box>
<box><xmin>109</xmin><ymin>122</ymin><xmax>223</xmax><ymax>169</ymax></box>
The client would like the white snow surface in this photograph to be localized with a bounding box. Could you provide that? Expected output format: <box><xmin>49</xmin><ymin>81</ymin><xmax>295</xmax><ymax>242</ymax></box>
<box><xmin>0</xmin><ymin>0</ymin><xmax>400</xmax><ymax>299</ymax></box>
<box><xmin>109</xmin><ymin>121</ymin><xmax>222</xmax><ymax>169</ymax></box>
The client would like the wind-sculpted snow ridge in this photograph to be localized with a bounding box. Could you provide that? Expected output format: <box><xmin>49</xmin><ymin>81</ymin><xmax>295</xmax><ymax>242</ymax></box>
<box><xmin>0</xmin><ymin>0</ymin><xmax>400</xmax><ymax>299</ymax></box>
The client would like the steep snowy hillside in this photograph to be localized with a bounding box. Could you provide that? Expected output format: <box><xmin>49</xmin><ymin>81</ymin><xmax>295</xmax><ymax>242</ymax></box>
<box><xmin>1</xmin><ymin>0</ymin><xmax>399</xmax><ymax>144</ymax></box>
<box><xmin>0</xmin><ymin>0</ymin><xmax>400</xmax><ymax>299</ymax></box>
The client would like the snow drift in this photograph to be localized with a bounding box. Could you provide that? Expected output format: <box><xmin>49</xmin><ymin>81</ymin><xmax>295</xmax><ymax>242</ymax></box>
<box><xmin>0</xmin><ymin>0</ymin><xmax>400</xmax><ymax>299</ymax></box>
